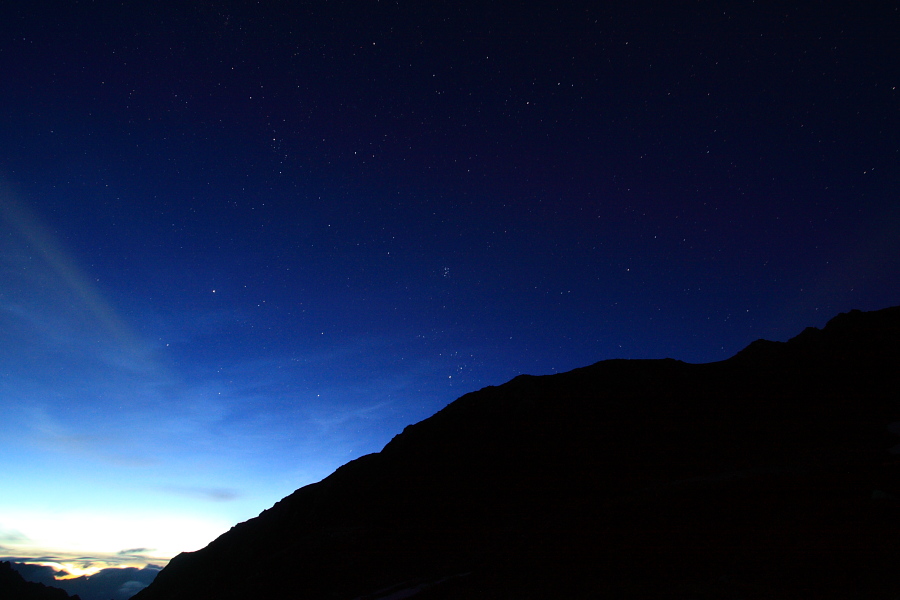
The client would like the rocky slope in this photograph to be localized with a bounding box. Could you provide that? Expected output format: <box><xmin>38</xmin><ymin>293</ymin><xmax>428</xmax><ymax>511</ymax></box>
<box><xmin>134</xmin><ymin>306</ymin><xmax>900</xmax><ymax>599</ymax></box>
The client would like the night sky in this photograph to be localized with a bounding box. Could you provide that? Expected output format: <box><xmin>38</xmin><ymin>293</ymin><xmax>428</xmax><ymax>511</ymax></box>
<box><xmin>1</xmin><ymin>0</ymin><xmax>898</xmax><ymax>578</ymax></box>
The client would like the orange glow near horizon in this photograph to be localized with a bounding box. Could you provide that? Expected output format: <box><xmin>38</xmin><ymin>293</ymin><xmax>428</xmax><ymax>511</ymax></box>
<box><xmin>7</xmin><ymin>555</ymin><xmax>167</xmax><ymax>580</ymax></box>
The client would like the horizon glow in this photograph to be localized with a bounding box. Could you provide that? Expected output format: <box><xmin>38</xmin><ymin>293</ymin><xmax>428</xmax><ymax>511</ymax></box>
<box><xmin>1</xmin><ymin>509</ymin><xmax>232</xmax><ymax>565</ymax></box>
<box><xmin>0</xmin><ymin>189</ymin><xmax>407</xmax><ymax>572</ymax></box>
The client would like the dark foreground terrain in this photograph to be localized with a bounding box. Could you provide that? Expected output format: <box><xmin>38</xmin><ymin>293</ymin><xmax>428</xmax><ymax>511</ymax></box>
<box><xmin>0</xmin><ymin>562</ymin><xmax>79</xmax><ymax>600</ymax></box>
<box><xmin>134</xmin><ymin>306</ymin><xmax>900</xmax><ymax>599</ymax></box>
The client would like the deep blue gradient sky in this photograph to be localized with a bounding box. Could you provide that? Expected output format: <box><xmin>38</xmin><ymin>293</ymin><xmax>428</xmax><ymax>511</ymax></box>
<box><xmin>1</xmin><ymin>0</ymin><xmax>898</xmax><ymax>574</ymax></box>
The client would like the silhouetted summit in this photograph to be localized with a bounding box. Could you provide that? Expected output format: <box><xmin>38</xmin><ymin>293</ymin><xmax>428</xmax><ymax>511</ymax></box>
<box><xmin>0</xmin><ymin>562</ymin><xmax>80</xmax><ymax>600</ymax></box>
<box><xmin>135</xmin><ymin>306</ymin><xmax>900</xmax><ymax>599</ymax></box>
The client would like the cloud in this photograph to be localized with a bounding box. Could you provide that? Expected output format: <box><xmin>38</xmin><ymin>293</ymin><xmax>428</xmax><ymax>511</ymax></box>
<box><xmin>159</xmin><ymin>485</ymin><xmax>241</xmax><ymax>502</ymax></box>
<box><xmin>0</xmin><ymin>548</ymin><xmax>167</xmax><ymax>570</ymax></box>
<box><xmin>5</xmin><ymin>560</ymin><xmax>164</xmax><ymax>600</ymax></box>
<box><xmin>117</xmin><ymin>548</ymin><xmax>153</xmax><ymax>556</ymax></box>
<box><xmin>0</xmin><ymin>190</ymin><xmax>139</xmax><ymax>355</ymax></box>
<box><xmin>19</xmin><ymin>404</ymin><xmax>159</xmax><ymax>468</ymax></box>
<box><xmin>118</xmin><ymin>579</ymin><xmax>150</xmax><ymax>597</ymax></box>
<box><xmin>67</xmin><ymin>565</ymin><xmax>161</xmax><ymax>600</ymax></box>
<box><xmin>0</xmin><ymin>526</ymin><xmax>29</xmax><ymax>543</ymax></box>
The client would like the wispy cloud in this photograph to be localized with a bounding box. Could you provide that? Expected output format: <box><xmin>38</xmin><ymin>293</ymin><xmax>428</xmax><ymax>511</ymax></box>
<box><xmin>158</xmin><ymin>486</ymin><xmax>241</xmax><ymax>502</ymax></box>
<box><xmin>19</xmin><ymin>403</ymin><xmax>159</xmax><ymax>468</ymax></box>
<box><xmin>0</xmin><ymin>526</ymin><xmax>29</xmax><ymax>543</ymax></box>
<box><xmin>0</xmin><ymin>191</ymin><xmax>139</xmax><ymax>355</ymax></box>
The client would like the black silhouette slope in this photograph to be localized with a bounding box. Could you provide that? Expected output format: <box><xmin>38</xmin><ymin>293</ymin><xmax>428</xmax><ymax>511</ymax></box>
<box><xmin>134</xmin><ymin>306</ymin><xmax>900</xmax><ymax>599</ymax></box>
<box><xmin>0</xmin><ymin>561</ymin><xmax>80</xmax><ymax>600</ymax></box>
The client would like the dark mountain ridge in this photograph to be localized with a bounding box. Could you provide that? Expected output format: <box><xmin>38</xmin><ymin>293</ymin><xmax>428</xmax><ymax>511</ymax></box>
<box><xmin>135</xmin><ymin>306</ymin><xmax>900</xmax><ymax>599</ymax></box>
<box><xmin>0</xmin><ymin>561</ymin><xmax>80</xmax><ymax>600</ymax></box>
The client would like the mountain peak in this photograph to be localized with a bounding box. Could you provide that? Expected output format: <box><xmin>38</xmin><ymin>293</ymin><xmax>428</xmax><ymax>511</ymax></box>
<box><xmin>135</xmin><ymin>306</ymin><xmax>900</xmax><ymax>599</ymax></box>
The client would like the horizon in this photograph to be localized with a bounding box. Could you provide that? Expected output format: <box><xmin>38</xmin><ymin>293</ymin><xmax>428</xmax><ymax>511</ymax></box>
<box><xmin>1</xmin><ymin>0</ymin><xmax>897</xmax><ymax>592</ymax></box>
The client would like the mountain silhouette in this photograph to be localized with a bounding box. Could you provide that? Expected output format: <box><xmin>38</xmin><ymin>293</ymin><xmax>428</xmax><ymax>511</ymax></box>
<box><xmin>0</xmin><ymin>561</ymin><xmax>80</xmax><ymax>600</ymax></box>
<box><xmin>134</xmin><ymin>306</ymin><xmax>900</xmax><ymax>599</ymax></box>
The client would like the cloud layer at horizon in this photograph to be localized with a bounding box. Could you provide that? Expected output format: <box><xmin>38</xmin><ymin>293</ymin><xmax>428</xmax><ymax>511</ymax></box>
<box><xmin>6</xmin><ymin>560</ymin><xmax>162</xmax><ymax>600</ymax></box>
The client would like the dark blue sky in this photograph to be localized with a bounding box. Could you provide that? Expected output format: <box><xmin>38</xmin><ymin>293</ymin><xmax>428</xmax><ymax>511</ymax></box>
<box><xmin>1</xmin><ymin>0</ymin><xmax>898</xmax><ymax>573</ymax></box>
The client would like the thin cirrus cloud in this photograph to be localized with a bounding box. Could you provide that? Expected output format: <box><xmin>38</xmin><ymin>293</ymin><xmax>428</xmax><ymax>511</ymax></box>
<box><xmin>0</xmin><ymin>189</ymin><xmax>133</xmax><ymax>344</ymax></box>
<box><xmin>0</xmin><ymin>527</ymin><xmax>29</xmax><ymax>544</ymax></box>
<box><xmin>159</xmin><ymin>486</ymin><xmax>241</xmax><ymax>502</ymax></box>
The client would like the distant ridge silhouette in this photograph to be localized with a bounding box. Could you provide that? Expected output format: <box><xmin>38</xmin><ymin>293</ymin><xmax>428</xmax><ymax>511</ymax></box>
<box><xmin>134</xmin><ymin>306</ymin><xmax>900</xmax><ymax>599</ymax></box>
<box><xmin>0</xmin><ymin>561</ymin><xmax>80</xmax><ymax>600</ymax></box>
